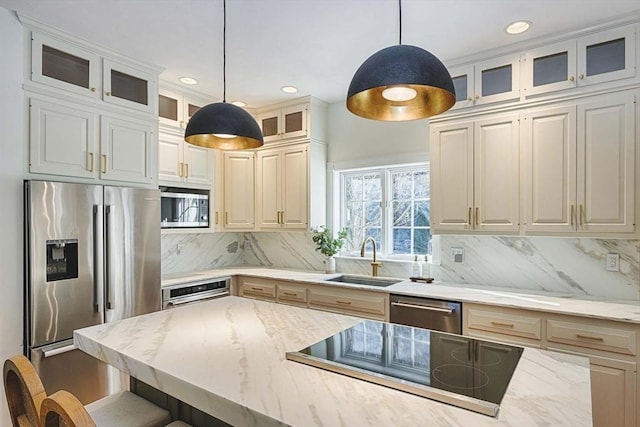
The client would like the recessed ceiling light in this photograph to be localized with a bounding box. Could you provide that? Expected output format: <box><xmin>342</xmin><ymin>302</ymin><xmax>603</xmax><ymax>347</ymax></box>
<box><xmin>505</xmin><ymin>20</ymin><xmax>532</xmax><ymax>35</ymax></box>
<box><xmin>281</xmin><ymin>86</ymin><xmax>298</xmax><ymax>94</ymax></box>
<box><xmin>179</xmin><ymin>77</ymin><xmax>198</xmax><ymax>85</ymax></box>
<box><xmin>231</xmin><ymin>101</ymin><xmax>247</xmax><ymax>107</ymax></box>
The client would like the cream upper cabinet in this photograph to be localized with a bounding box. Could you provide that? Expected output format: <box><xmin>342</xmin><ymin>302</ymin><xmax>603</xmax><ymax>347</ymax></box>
<box><xmin>523</xmin><ymin>24</ymin><xmax>637</xmax><ymax>97</ymax></box>
<box><xmin>99</xmin><ymin>115</ymin><xmax>154</xmax><ymax>184</ymax></box>
<box><xmin>158</xmin><ymin>132</ymin><xmax>213</xmax><ymax>187</ymax></box>
<box><xmin>29</xmin><ymin>97</ymin><xmax>155</xmax><ymax>186</ymax></box>
<box><xmin>256</xmin><ymin>103</ymin><xmax>308</xmax><ymax>143</ymax></box>
<box><xmin>522</xmin><ymin>91</ymin><xmax>635</xmax><ymax>234</ymax></box>
<box><xmin>29</xmin><ymin>98</ymin><xmax>98</xmax><ymax>178</ymax></box>
<box><xmin>449</xmin><ymin>53</ymin><xmax>521</xmax><ymax>109</ymax></box>
<box><xmin>430</xmin><ymin>113</ymin><xmax>520</xmax><ymax>233</ymax></box>
<box><xmin>223</xmin><ymin>151</ymin><xmax>255</xmax><ymax>229</ymax></box>
<box><xmin>256</xmin><ymin>144</ymin><xmax>309</xmax><ymax>230</ymax></box>
<box><xmin>102</xmin><ymin>59</ymin><xmax>156</xmax><ymax>114</ymax></box>
<box><xmin>158</xmin><ymin>86</ymin><xmax>211</xmax><ymax>129</ymax></box>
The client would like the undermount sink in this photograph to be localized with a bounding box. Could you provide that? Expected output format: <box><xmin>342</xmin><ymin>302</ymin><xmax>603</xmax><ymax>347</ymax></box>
<box><xmin>326</xmin><ymin>275</ymin><xmax>402</xmax><ymax>287</ymax></box>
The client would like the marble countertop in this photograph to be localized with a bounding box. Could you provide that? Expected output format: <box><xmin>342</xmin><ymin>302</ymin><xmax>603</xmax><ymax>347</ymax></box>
<box><xmin>74</xmin><ymin>296</ymin><xmax>592</xmax><ymax>427</ymax></box>
<box><xmin>162</xmin><ymin>267</ymin><xmax>640</xmax><ymax>324</ymax></box>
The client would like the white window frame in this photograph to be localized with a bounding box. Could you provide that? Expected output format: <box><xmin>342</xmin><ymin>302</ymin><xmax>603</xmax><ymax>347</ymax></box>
<box><xmin>336</xmin><ymin>162</ymin><xmax>430</xmax><ymax>260</ymax></box>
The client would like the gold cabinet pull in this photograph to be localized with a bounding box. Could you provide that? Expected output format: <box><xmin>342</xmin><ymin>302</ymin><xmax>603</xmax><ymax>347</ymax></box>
<box><xmin>101</xmin><ymin>154</ymin><xmax>107</xmax><ymax>174</ymax></box>
<box><xmin>475</xmin><ymin>207</ymin><xmax>479</xmax><ymax>226</ymax></box>
<box><xmin>579</xmin><ymin>74</ymin><xmax>584</xmax><ymax>80</ymax></box>
<box><xmin>215</xmin><ymin>211</ymin><xmax>219</xmax><ymax>225</ymax></box>
<box><xmin>336</xmin><ymin>300</ymin><xmax>352</xmax><ymax>305</ymax></box>
<box><xmin>250</xmin><ymin>287</ymin><xmax>264</xmax><ymax>292</ymax></box>
<box><xmin>106</xmin><ymin>91</ymin><xmax>112</xmax><ymax>96</ymax></box>
<box><xmin>90</xmin><ymin>87</ymin><xmax>97</xmax><ymax>92</ymax></box>
<box><xmin>87</xmin><ymin>152</ymin><xmax>94</xmax><ymax>172</ymax></box>
<box><xmin>579</xmin><ymin>204</ymin><xmax>585</xmax><ymax>227</ymax></box>
<box><xmin>178</xmin><ymin>162</ymin><xmax>183</xmax><ymax>177</ymax></box>
<box><xmin>468</xmin><ymin>207</ymin><xmax>472</xmax><ymax>226</ymax></box>
<box><xmin>570</xmin><ymin>204</ymin><xmax>575</xmax><ymax>227</ymax></box>
<box><xmin>283</xmin><ymin>292</ymin><xmax>297</xmax><ymax>297</ymax></box>
<box><xmin>576</xmin><ymin>333</ymin><xmax>604</xmax><ymax>341</ymax></box>
<box><xmin>185</xmin><ymin>163</ymin><xmax>189</xmax><ymax>178</ymax></box>
<box><xmin>225</xmin><ymin>212</ymin><xmax>229</xmax><ymax>225</ymax></box>
<box><xmin>491</xmin><ymin>321</ymin><xmax>514</xmax><ymax>328</ymax></box>
<box><xmin>569</xmin><ymin>76</ymin><xmax>575</xmax><ymax>82</ymax></box>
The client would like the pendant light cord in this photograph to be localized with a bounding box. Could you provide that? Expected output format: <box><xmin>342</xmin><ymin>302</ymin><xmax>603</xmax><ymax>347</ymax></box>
<box><xmin>398</xmin><ymin>0</ymin><xmax>402</xmax><ymax>45</ymax></box>
<box><xmin>222</xmin><ymin>0</ymin><xmax>227</xmax><ymax>103</ymax></box>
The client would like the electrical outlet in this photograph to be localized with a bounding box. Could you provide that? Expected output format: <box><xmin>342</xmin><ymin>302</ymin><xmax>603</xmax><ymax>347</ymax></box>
<box><xmin>451</xmin><ymin>247</ymin><xmax>464</xmax><ymax>263</ymax></box>
<box><xmin>606</xmin><ymin>253</ymin><xmax>619</xmax><ymax>272</ymax></box>
<box><xmin>177</xmin><ymin>244</ymin><xmax>185</xmax><ymax>255</ymax></box>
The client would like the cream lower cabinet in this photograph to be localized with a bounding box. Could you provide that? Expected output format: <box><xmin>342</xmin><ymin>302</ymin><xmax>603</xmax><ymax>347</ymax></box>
<box><xmin>223</xmin><ymin>151</ymin><xmax>255</xmax><ymax>230</ymax></box>
<box><xmin>29</xmin><ymin>97</ymin><xmax>155</xmax><ymax>185</ymax></box>
<box><xmin>464</xmin><ymin>303</ymin><xmax>638</xmax><ymax>427</ymax></box>
<box><xmin>256</xmin><ymin>144</ymin><xmax>308</xmax><ymax>230</ymax></box>
<box><xmin>430</xmin><ymin>113</ymin><xmax>520</xmax><ymax>234</ymax></box>
<box><xmin>158</xmin><ymin>131</ymin><xmax>213</xmax><ymax>187</ymax></box>
<box><xmin>235</xmin><ymin>277</ymin><xmax>388</xmax><ymax>321</ymax></box>
<box><xmin>522</xmin><ymin>91</ymin><xmax>636</xmax><ymax>234</ymax></box>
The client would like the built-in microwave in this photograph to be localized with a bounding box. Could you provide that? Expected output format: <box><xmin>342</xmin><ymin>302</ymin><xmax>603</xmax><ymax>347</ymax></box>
<box><xmin>160</xmin><ymin>187</ymin><xmax>209</xmax><ymax>229</ymax></box>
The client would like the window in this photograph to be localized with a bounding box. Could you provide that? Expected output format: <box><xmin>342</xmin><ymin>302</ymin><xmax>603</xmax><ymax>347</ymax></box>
<box><xmin>339</xmin><ymin>164</ymin><xmax>430</xmax><ymax>257</ymax></box>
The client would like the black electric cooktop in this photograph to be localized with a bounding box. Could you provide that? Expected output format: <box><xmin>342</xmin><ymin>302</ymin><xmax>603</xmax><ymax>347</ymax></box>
<box><xmin>286</xmin><ymin>320</ymin><xmax>523</xmax><ymax>417</ymax></box>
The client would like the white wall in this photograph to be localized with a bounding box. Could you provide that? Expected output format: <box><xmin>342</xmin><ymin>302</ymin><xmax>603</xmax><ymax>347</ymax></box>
<box><xmin>326</xmin><ymin>102</ymin><xmax>430</xmax><ymax>167</ymax></box>
<box><xmin>0</xmin><ymin>7</ymin><xmax>24</xmax><ymax>425</ymax></box>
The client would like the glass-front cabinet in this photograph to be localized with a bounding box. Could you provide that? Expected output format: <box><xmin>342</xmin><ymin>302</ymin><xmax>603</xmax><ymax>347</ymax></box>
<box><xmin>448</xmin><ymin>54</ymin><xmax>520</xmax><ymax>109</ymax></box>
<box><xmin>158</xmin><ymin>88</ymin><xmax>207</xmax><ymax>129</ymax></box>
<box><xmin>257</xmin><ymin>103</ymin><xmax>308</xmax><ymax>143</ymax></box>
<box><xmin>524</xmin><ymin>25</ymin><xmax>636</xmax><ymax>97</ymax></box>
<box><xmin>31</xmin><ymin>32</ymin><xmax>101</xmax><ymax>98</ymax></box>
<box><xmin>103</xmin><ymin>59</ymin><xmax>156</xmax><ymax>114</ymax></box>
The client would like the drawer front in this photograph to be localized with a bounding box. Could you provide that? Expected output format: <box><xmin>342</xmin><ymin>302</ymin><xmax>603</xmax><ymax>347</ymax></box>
<box><xmin>466</xmin><ymin>307</ymin><xmax>542</xmax><ymax>341</ymax></box>
<box><xmin>546</xmin><ymin>319</ymin><xmax>637</xmax><ymax>356</ymax></box>
<box><xmin>308</xmin><ymin>288</ymin><xmax>386</xmax><ymax>317</ymax></box>
<box><xmin>239</xmin><ymin>278</ymin><xmax>277</xmax><ymax>300</ymax></box>
<box><xmin>277</xmin><ymin>284</ymin><xmax>308</xmax><ymax>305</ymax></box>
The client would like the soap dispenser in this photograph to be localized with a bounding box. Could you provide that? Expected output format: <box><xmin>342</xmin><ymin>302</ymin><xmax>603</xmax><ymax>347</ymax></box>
<box><xmin>421</xmin><ymin>255</ymin><xmax>430</xmax><ymax>278</ymax></box>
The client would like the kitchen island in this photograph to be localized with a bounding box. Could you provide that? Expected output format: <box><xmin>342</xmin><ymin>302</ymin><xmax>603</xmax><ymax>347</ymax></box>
<box><xmin>74</xmin><ymin>296</ymin><xmax>592</xmax><ymax>426</ymax></box>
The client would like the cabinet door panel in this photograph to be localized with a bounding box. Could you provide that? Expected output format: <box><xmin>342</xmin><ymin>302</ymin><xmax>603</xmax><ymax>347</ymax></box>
<box><xmin>523</xmin><ymin>40</ymin><xmax>577</xmax><ymax>96</ymax></box>
<box><xmin>29</xmin><ymin>99</ymin><xmax>98</xmax><ymax>178</ymax></box>
<box><xmin>158</xmin><ymin>133</ymin><xmax>184</xmax><ymax>183</ymax></box>
<box><xmin>282</xmin><ymin>146</ymin><xmax>308</xmax><ymax>228</ymax></box>
<box><xmin>100</xmin><ymin>116</ymin><xmax>153</xmax><ymax>184</ymax></box>
<box><xmin>522</xmin><ymin>106</ymin><xmax>576</xmax><ymax>232</ymax></box>
<box><xmin>183</xmin><ymin>143</ymin><xmax>213</xmax><ymax>186</ymax></box>
<box><xmin>577</xmin><ymin>93</ymin><xmax>635</xmax><ymax>232</ymax></box>
<box><xmin>281</xmin><ymin>104</ymin><xmax>308</xmax><ymax>140</ymax></box>
<box><xmin>103</xmin><ymin>59</ymin><xmax>156</xmax><ymax>114</ymax></box>
<box><xmin>578</xmin><ymin>25</ymin><xmax>636</xmax><ymax>86</ymax></box>
<box><xmin>448</xmin><ymin>64</ymin><xmax>475</xmax><ymax>109</ymax></box>
<box><xmin>257</xmin><ymin>150</ymin><xmax>282</xmax><ymax>229</ymax></box>
<box><xmin>430</xmin><ymin>122</ymin><xmax>474</xmax><ymax>231</ymax></box>
<box><xmin>474</xmin><ymin>55</ymin><xmax>520</xmax><ymax>105</ymax></box>
<box><xmin>224</xmin><ymin>152</ymin><xmax>255</xmax><ymax>229</ymax></box>
<box><xmin>474</xmin><ymin>115</ymin><xmax>519</xmax><ymax>232</ymax></box>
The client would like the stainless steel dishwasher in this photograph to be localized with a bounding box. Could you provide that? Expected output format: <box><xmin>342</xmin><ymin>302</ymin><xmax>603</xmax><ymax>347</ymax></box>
<box><xmin>389</xmin><ymin>294</ymin><xmax>462</xmax><ymax>334</ymax></box>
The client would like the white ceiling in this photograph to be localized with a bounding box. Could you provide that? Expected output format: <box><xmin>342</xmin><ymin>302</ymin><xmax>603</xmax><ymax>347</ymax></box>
<box><xmin>1</xmin><ymin>0</ymin><xmax>639</xmax><ymax>108</ymax></box>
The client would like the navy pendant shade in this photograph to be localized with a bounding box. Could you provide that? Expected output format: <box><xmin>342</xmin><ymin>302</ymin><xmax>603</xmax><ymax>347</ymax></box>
<box><xmin>347</xmin><ymin>45</ymin><xmax>456</xmax><ymax>121</ymax></box>
<box><xmin>184</xmin><ymin>102</ymin><xmax>264</xmax><ymax>150</ymax></box>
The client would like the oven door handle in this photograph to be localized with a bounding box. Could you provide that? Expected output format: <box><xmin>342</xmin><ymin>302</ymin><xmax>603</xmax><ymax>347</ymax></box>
<box><xmin>165</xmin><ymin>291</ymin><xmax>229</xmax><ymax>307</ymax></box>
<box><xmin>391</xmin><ymin>301</ymin><xmax>455</xmax><ymax>314</ymax></box>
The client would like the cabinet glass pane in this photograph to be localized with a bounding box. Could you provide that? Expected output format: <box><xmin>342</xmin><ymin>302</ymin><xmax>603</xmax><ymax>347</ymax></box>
<box><xmin>533</xmin><ymin>52</ymin><xmax>568</xmax><ymax>86</ymax></box>
<box><xmin>284</xmin><ymin>111</ymin><xmax>303</xmax><ymax>133</ymax></box>
<box><xmin>159</xmin><ymin>95</ymin><xmax>178</xmax><ymax>120</ymax></box>
<box><xmin>187</xmin><ymin>103</ymin><xmax>201</xmax><ymax>118</ymax></box>
<box><xmin>482</xmin><ymin>65</ymin><xmax>512</xmax><ymax>96</ymax></box>
<box><xmin>452</xmin><ymin>75</ymin><xmax>468</xmax><ymax>102</ymax></box>
<box><xmin>111</xmin><ymin>70</ymin><xmax>148</xmax><ymax>105</ymax></box>
<box><xmin>42</xmin><ymin>45</ymin><xmax>90</xmax><ymax>89</ymax></box>
<box><xmin>586</xmin><ymin>38</ymin><xmax>625</xmax><ymax>76</ymax></box>
<box><xmin>262</xmin><ymin>116</ymin><xmax>278</xmax><ymax>137</ymax></box>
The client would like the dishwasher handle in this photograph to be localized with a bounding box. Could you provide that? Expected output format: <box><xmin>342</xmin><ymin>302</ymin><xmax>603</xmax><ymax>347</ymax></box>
<box><xmin>391</xmin><ymin>301</ymin><xmax>455</xmax><ymax>314</ymax></box>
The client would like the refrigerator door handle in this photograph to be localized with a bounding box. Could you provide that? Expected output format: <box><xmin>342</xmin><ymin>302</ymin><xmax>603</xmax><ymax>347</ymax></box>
<box><xmin>105</xmin><ymin>205</ymin><xmax>114</xmax><ymax>310</ymax></box>
<box><xmin>42</xmin><ymin>341</ymin><xmax>76</xmax><ymax>358</ymax></box>
<box><xmin>93</xmin><ymin>205</ymin><xmax>104</xmax><ymax>314</ymax></box>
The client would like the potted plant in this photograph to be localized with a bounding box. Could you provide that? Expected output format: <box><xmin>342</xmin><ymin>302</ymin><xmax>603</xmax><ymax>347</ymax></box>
<box><xmin>311</xmin><ymin>226</ymin><xmax>347</xmax><ymax>273</ymax></box>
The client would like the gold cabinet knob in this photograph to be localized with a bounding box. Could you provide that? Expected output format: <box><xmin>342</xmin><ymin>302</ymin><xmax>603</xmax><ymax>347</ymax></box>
<box><xmin>569</xmin><ymin>76</ymin><xmax>575</xmax><ymax>82</ymax></box>
<box><xmin>106</xmin><ymin>91</ymin><xmax>111</xmax><ymax>96</ymax></box>
<box><xmin>475</xmin><ymin>95</ymin><xmax>479</xmax><ymax>100</ymax></box>
<box><xmin>467</xmin><ymin>97</ymin><xmax>472</xmax><ymax>101</ymax></box>
<box><xmin>578</xmin><ymin>74</ymin><xmax>584</xmax><ymax>80</ymax></box>
<box><xmin>91</xmin><ymin>87</ymin><xmax>97</xmax><ymax>92</ymax></box>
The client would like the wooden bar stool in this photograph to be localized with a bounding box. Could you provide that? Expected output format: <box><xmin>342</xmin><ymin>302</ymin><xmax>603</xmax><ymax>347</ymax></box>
<box><xmin>4</xmin><ymin>355</ymin><xmax>189</xmax><ymax>427</ymax></box>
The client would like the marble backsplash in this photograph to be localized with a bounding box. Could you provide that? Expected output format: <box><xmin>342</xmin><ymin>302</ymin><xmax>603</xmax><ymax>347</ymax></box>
<box><xmin>161</xmin><ymin>232</ymin><xmax>640</xmax><ymax>302</ymax></box>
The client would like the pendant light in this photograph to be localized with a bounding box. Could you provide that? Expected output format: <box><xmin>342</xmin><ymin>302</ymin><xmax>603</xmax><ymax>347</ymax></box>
<box><xmin>185</xmin><ymin>0</ymin><xmax>263</xmax><ymax>149</ymax></box>
<box><xmin>346</xmin><ymin>0</ymin><xmax>456</xmax><ymax>121</ymax></box>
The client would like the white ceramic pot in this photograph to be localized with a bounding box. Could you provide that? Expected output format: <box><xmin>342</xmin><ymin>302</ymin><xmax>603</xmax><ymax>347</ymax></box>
<box><xmin>325</xmin><ymin>256</ymin><xmax>336</xmax><ymax>274</ymax></box>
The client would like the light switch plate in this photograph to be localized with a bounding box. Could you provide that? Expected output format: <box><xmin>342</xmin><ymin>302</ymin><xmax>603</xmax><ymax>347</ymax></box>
<box><xmin>452</xmin><ymin>247</ymin><xmax>464</xmax><ymax>263</ymax></box>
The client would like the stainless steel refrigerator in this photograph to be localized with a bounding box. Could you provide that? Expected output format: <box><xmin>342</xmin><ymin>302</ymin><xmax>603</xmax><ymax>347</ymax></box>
<box><xmin>24</xmin><ymin>180</ymin><xmax>161</xmax><ymax>404</ymax></box>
